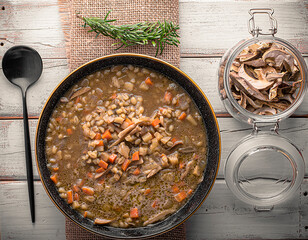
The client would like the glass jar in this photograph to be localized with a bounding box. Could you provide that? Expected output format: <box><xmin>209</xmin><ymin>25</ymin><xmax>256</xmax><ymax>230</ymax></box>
<box><xmin>218</xmin><ymin>8</ymin><xmax>307</xmax><ymax>209</ymax></box>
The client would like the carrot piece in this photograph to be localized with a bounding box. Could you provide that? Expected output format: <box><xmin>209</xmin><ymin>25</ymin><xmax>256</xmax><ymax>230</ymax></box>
<box><xmin>102</xmin><ymin>129</ymin><xmax>112</xmax><ymax>140</ymax></box>
<box><xmin>82</xmin><ymin>186</ymin><xmax>94</xmax><ymax>196</ymax></box>
<box><xmin>96</xmin><ymin>167</ymin><xmax>105</xmax><ymax>173</ymax></box>
<box><xmin>144</xmin><ymin>188</ymin><xmax>151</xmax><ymax>195</ymax></box>
<box><xmin>151</xmin><ymin>118</ymin><xmax>160</xmax><ymax>127</ymax></box>
<box><xmin>53</xmin><ymin>166</ymin><xmax>59</xmax><ymax>172</ymax></box>
<box><xmin>132</xmin><ymin>151</ymin><xmax>139</xmax><ymax>161</ymax></box>
<box><xmin>174</xmin><ymin>191</ymin><xmax>187</xmax><ymax>202</ymax></box>
<box><xmin>97</xmin><ymin>140</ymin><xmax>104</xmax><ymax>146</ymax></box>
<box><xmin>172</xmin><ymin>185</ymin><xmax>180</xmax><ymax>194</ymax></box>
<box><xmin>75</xmin><ymin>96</ymin><xmax>80</xmax><ymax>104</ymax></box>
<box><xmin>145</xmin><ymin>77</ymin><xmax>153</xmax><ymax>85</ymax></box>
<box><xmin>187</xmin><ymin>189</ymin><xmax>193</xmax><ymax>195</ymax></box>
<box><xmin>108</xmin><ymin>154</ymin><xmax>117</xmax><ymax>164</ymax></box>
<box><xmin>125</xmin><ymin>118</ymin><xmax>134</xmax><ymax>126</ymax></box>
<box><xmin>95</xmin><ymin>133</ymin><xmax>101</xmax><ymax>140</ymax></box>
<box><xmin>67</xmin><ymin>190</ymin><xmax>73</xmax><ymax>204</ymax></box>
<box><xmin>179</xmin><ymin>162</ymin><xmax>185</xmax><ymax>169</ymax></box>
<box><xmin>130</xmin><ymin>208</ymin><xmax>139</xmax><ymax>218</ymax></box>
<box><xmin>151</xmin><ymin>200</ymin><xmax>158</xmax><ymax>208</ymax></box>
<box><xmin>98</xmin><ymin>160</ymin><xmax>108</xmax><ymax>169</ymax></box>
<box><xmin>55</xmin><ymin>117</ymin><xmax>62</xmax><ymax>122</ymax></box>
<box><xmin>72</xmin><ymin>185</ymin><xmax>80</xmax><ymax>192</ymax></box>
<box><xmin>178</xmin><ymin>112</ymin><xmax>187</xmax><ymax>120</ymax></box>
<box><xmin>84</xmin><ymin>211</ymin><xmax>88</xmax><ymax>218</ymax></box>
<box><xmin>74</xmin><ymin>192</ymin><xmax>80</xmax><ymax>201</ymax></box>
<box><xmin>98</xmin><ymin>179</ymin><xmax>105</xmax><ymax>185</ymax></box>
<box><xmin>121</xmin><ymin>118</ymin><xmax>133</xmax><ymax>129</ymax></box>
<box><xmin>171</xmin><ymin>137</ymin><xmax>177</xmax><ymax>143</ymax></box>
<box><xmin>66</xmin><ymin>128</ymin><xmax>73</xmax><ymax>135</ymax></box>
<box><xmin>50</xmin><ymin>173</ymin><xmax>58</xmax><ymax>184</ymax></box>
<box><xmin>164</xmin><ymin>91</ymin><xmax>172</xmax><ymax>102</ymax></box>
<box><xmin>121</xmin><ymin>159</ymin><xmax>131</xmax><ymax>172</ymax></box>
<box><xmin>87</xmin><ymin>172</ymin><xmax>93</xmax><ymax>179</ymax></box>
<box><xmin>111</xmin><ymin>93</ymin><xmax>117</xmax><ymax>99</ymax></box>
<box><xmin>77</xmin><ymin>179</ymin><xmax>85</xmax><ymax>187</ymax></box>
<box><xmin>133</xmin><ymin>168</ymin><xmax>141</xmax><ymax>175</ymax></box>
<box><xmin>174</xmin><ymin>98</ymin><xmax>179</xmax><ymax>106</ymax></box>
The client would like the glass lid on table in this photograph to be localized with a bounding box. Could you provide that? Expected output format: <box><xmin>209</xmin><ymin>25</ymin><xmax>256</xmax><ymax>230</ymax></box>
<box><xmin>218</xmin><ymin>8</ymin><xmax>307</xmax><ymax>209</ymax></box>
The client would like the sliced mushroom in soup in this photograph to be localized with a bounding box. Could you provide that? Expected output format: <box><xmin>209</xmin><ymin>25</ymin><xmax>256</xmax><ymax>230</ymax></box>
<box><xmin>45</xmin><ymin>65</ymin><xmax>208</xmax><ymax>227</ymax></box>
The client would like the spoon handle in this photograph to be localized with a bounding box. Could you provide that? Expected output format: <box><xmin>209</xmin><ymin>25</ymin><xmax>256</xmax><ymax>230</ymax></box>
<box><xmin>22</xmin><ymin>91</ymin><xmax>35</xmax><ymax>223</ymax></box>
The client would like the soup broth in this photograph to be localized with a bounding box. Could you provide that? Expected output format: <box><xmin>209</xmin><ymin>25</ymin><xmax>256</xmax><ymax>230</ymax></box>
<box><xmin>46</xmin><ymin>65</ymin><xmax>207</xmax><ymax>227</ymax></box>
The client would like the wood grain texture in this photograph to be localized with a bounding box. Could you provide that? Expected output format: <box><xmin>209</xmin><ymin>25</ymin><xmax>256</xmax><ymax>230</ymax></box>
<box><xmin>1</xmin><ymin>0</ymin><xmax>307</xmax><ymax>58</ymax></box>
<box><xmin>0</xmin><ymin>59</ymin><xmax>69</xmax><ymax>117</ymax></box>
<box><xmin>1</xmin><ymin>118</ymin><xmax>308</xmax><ymax>180</ymax></box>
<box><xmin>0</xmin><ymin>58</ymin><xmax>307</xmax><ymax>117</ymax></box>
<box><xmin>0</xmin><ymin>181</ymin><xmax>66</xmax><ymax>240</ymax></box>
<box><xmin>1</xmin><ymin>180</ymin><xmax>307</xmax><ymax>240</ymax></box>
<box><xmin>0</xmin><ymin>0</ymin><xmax>67</xmax><ymax>59</ymax></box>
<box><xmin>180</xmin><ymin>0</ymin><xmax>308</xmax><ymax>55</ymax></box>
<box><xmin>0</xmin><ymin>0</ymin><xmax>307</xmax><ymax>116</ymax></box>
<box><xmin>300</xmin><ymin>179</ymin><xmax>308</xmax><ymax>238</ymax></box>
<box><xmin>1</xmin><ymin>0</ymin><xmax>308</xmax><ymax>239</ymax></box>
<box><xmin>186</xmin><ymin>179</ymin><xmax>308</xmax><ymax>240</ymax></box>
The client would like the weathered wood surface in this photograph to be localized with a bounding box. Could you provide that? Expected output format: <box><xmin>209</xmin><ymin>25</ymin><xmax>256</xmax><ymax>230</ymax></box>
<box><xmin>1</xmin><ymin>118</ymin><xmax>308</xmax><ymax>180</ymax></box>
<box><xmin>0</xmin><ymin>181</ymin><xmax>66</xmax><ymax>240</ymax></box>
<box><xmin>186</xmin><ymin>179</ymin><xmax>308</xmax><ymax>240</ymax></box>
<box><xmin>0</xmin><ymin>58</ymin><xmax>308</xmax><ymax>117</ymax></box>
<box><xmin>1</xmin><ymin>0</ymin><xmax>308</xmax><ymax>239</ymax></box>
<box><xmin>301</xmin><ymin>181</ymin><xmax>308</xmax><ymax>237</ymax></box>
<box><xmin>0</xmin><ymin>0</ymin><xmax>308</xmax><ymax>116</ymax></box>
<box><xmin>1</xmin><ymin>180</ymin><xmax>307</xmax><ymax>240</ymax></box>
<box><xmin>180</xmin><ymin>0</ymin><xmax>308</xmax><ymax>56</ymax></box>
<box><xmin>1</xmin><ymin>0</ymin><xmax>308</xmax><ymax>58</ymax></box>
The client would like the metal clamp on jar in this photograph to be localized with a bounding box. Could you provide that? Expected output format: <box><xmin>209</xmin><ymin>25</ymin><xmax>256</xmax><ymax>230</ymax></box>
<box><xmin>218</xmin><ymin>8</ymin><xmax>307</xmax><ymax>210</ymax></box>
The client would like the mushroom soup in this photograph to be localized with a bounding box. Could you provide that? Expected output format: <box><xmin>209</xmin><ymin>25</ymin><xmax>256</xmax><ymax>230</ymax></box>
<box><xmin>46</xmin><ymin>65</ymin><xmax>207</xmax><ymax>227</ymax></box>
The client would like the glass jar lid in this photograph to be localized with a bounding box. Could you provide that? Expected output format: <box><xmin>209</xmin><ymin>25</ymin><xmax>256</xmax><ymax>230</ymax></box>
<box><xmin>224</xmin><ymin>130</ymin><xmax>304</xmax><ymax>208</ymax></box>
<box><xmin>220</xmin><ymin>8</ymin><xmax>306</xmax><ymax>208</ymax></box>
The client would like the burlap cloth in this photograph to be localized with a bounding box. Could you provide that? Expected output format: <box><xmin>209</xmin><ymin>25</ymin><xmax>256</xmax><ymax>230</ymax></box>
<box><xmin>59</xmin><ymin>0</ymin><xmax>180</xmax><ymax>71</ymax></box>
<box><xmin>58</xmin><ymin>0</ymin><xmax>184</xmax><ymax>239</ymax></box>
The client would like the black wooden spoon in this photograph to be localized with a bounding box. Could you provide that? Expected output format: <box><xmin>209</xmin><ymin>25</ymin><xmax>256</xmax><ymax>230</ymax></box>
<box><xmin>2</xmin><ymin>46</ymin><xmax>43</xmax><ymax>223</ymax></box>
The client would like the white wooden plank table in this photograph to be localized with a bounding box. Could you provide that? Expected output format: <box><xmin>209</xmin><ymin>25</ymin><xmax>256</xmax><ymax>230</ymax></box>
<box><xmin>0</xmin><ymin>0</ymin><xmax>308</xmax><ymax>239</ymax></box>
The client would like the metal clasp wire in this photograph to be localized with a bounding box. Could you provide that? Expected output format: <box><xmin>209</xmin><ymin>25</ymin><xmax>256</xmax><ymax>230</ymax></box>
<box><xmin>271</xmin><ymin>121</ymin><xmax>280</xmax><ymax>134</ymax></box>
<box><xmin>248</xmin><ymin>8</ymin><xmax>278</xmax><ymax>37</ymax></box>
<box><xmin>252</xmin><ymin>121</ymin><xmax>280</xmax><ymax>135</ymax></box>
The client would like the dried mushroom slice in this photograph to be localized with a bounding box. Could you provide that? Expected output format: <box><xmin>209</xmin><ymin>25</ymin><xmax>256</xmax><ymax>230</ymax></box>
<box><xmin>279</xmin><ymin>94</ymin><xmax>294</xmax><ymax>104</ymax></box>
<box><xmin>262</xmin><ymin>48</ymin><xmax>290</xmax><ymax>68</ymax></box>
<box><xmin>265</xmin><ymin>72</ymin><xmax>286</xmax><ymax>81</ymax></box>
<box><xmin>238</xmin><ymin>92</ymin><xmax>247</xmax><ymax>109</ymax></box>
<box><xmin>230</xmin><ymin>72</ymin><xmax>269</xmax><ymax>102</ymax></box>
<box><xmin>244</xmin><ymin>58</ymin><xmax>266</xmax><ymax>68</ymax></box>
<box><xmin>238</xmin><ymin>52</ymin><xmax>259</xmax><ymax>62</ymax></box>
<box><xmin>238</xmin><ymin>64</ymin><xmax>273</xmax><ymax>90</ymax></box>
<box><xmin>253</xmin><ymin>106</ymin><xmax>276</xmax><ymax>115</ymax></box>
<box><xmin>229</xmin><ymin>41</ymin><xmax>302</xmax><ymax>115</ymax></box>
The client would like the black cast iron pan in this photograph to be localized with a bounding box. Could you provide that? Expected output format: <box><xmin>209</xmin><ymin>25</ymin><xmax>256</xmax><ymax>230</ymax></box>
<box><xmin>36</xmin><ymin>53</ymin><xmax>220</xmax><ymax>239</ymax></box>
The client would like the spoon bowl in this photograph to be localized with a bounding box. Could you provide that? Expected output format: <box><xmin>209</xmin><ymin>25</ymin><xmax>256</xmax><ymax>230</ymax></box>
<box><xmin>2</xmin><ymin>46</ymin><xmax>43</xmax><ymax>91</ymax></box>
<box><xmin>2</xmin><ymin>46</ymin><xmax>43</xmax><ymax>223</ymax></box>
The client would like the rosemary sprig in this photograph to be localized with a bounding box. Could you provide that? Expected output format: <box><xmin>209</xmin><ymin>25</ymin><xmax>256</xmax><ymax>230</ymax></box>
<box><xmin>78</xmin><ymin>11</ymin><xmax>180</xmax><ymax>56</ymax></box>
